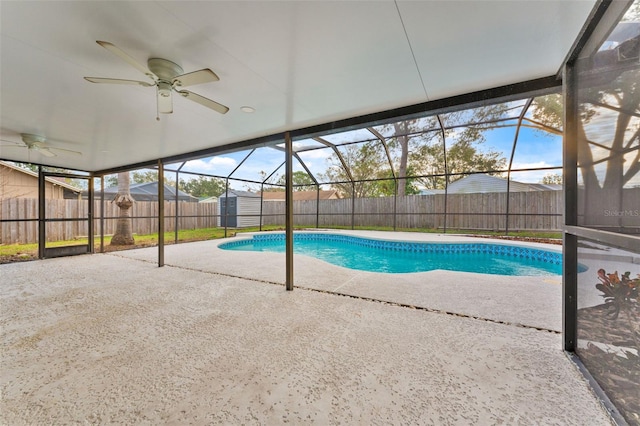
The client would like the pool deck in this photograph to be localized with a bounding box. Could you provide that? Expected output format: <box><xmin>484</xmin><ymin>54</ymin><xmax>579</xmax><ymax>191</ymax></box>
<box><xmin>0</xmin><ymin>230</ymin><xmax>614</xmax><ymax>424</ymax></box>
<box><xmin>130</xmin><ymin>230</ymin><xmax>567</xmax><ymax>332</ymax></box>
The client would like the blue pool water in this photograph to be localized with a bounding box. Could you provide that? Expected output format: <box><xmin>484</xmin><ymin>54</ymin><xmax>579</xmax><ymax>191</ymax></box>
<box><xmin>219</xmin><ymin>233</ymin><xmax>576</xmax><ymax>276</ymax></box>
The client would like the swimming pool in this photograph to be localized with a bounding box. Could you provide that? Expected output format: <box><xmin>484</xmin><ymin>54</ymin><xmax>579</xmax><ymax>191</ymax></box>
<box><xmin>219</xmin><ymin>233</ymin><xmax>576</xmax><ymax>276</ymax></box>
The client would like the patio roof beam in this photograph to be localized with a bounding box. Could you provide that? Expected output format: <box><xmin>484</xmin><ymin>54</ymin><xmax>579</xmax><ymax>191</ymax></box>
<box><xmin>367</xmin><ymin>127</ymin><xmax>396</xmax><ymax>180</ymax></box>
<box><xmin>94</xmin><ymin>134</ymin><xmax>284</xmax><ymax>176</ymax></box>
<box><xmin>262</xmin><ymin>160</ymin><xmax>286</xmax><ymax>184</ymax></box>
<box><xmin>290</xmin><ymin>76</ymin><xmax>560</xmax><ymax>143</ymax></box>
<box><xmin>560</xmin><ymin>0</ymin><xmax>631</xmax><ymax>70</ymax></box>
<box><xmin>505</xmin><ymin>97</ymin><xmax>535</xmax><ymax>234</ymax></box>
<box><xmin>93</xmin><ymin>76</ymin><xmax>559</xmax><ymax>177</ymax></box>
<box><xmin>313</xmin><ymin>137</ymin><xmax>354</xmax><ymax>182</ymax></box>
<box><xmin>227</xmin><ymin>148</ymin><xmax>256</xmax><ymax>180</ymax></box>
<box><xmin>267</xmin><ymin>146</ymin><xmax>319</xmax><ymax>185</ymax></box>
<box><xmin>293</xmin><ymin>152</ymin><xmax>319</xmax><ymax>186</ymax></box>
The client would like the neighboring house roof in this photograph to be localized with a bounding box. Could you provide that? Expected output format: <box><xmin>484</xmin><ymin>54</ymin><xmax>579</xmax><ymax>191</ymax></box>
<box><xmin>0</xmin><ymin>160</ymin><xmax>82</xmax><ymax>194</ymax></box>
<box><xmin>525</xmin><ymin>183</ymin><xmax>563</xmax><ymax>191</ymax></box>
<box><xmin>259</xmin><ymin>190</ymin><xmax>340</xmax><ymax>201</ymax></box>
<box><xmin>199</xmin><ymin>196</ymin><xmax>218</xmax><ymax>203</ymax></box>
<box><xmin>446</xmin><ymin>174</ymin><xmax>561</xmax><ymax>194</ymax></box>
<box><xmin>219</xmin><ymin>189</ymin><xmax>260</xmax><ymax>198</ymax></box>
<box><xmin>418</xmin><ymin>188</ymin><xmax>445</xmax><ymax>195</ymax></box>
<box><xmin>92</xmin><ymin>182</ymin><xmax>198</xmax><ymax>202</ymax></box>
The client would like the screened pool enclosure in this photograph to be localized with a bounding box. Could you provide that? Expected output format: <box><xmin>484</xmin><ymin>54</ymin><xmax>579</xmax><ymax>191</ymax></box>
<box><xmin>100</xmin><ymin>93</ymin><xmax>567</xmax><ymax>239</ymax></box>
<box><xmin>1</xmin><ymin>0</ymin><xmax>639</xmax><ymax>424</ymax></box>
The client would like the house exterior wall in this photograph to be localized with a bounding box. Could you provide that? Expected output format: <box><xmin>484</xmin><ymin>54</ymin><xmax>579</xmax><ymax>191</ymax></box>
<box><xmin>0</xmin><ymin>166</ymin><xmax>64</xmax><ymax>199</ymax></box>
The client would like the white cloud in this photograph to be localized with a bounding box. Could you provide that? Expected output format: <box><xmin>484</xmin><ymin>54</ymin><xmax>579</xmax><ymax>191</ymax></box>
<box><xmin>298</xmin><ymin>149</ymin><xmax>332</xmax><ymax>160</ymax></box>
<box><xmin>182</xmin><ymin>156</ymin><xmax>237</xmax><ymax>174</ymax></box>
<box><xmin>510</xmin><ymin>170</ymin><xmax>551</xmax><ymax>183</ymax></box>
<box><xmin>509</xmin><ymin>161</ymin><xmax>561</xmax><ymax>183</ymax></box>
<box><xmin>208</xmin><ymin>156</ymin><xmax>237</xmax><ymax>167</ymax></box>
<box><xmin>511</xmin><ymin>161</ymin><xmax>553</xmax><ymax>170</ymax></box>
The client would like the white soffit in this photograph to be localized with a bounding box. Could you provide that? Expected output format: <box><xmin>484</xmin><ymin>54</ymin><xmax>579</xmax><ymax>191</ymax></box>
<box><xmin>0</xmin><ymin>1</ymin><xmax>596</xmax><ymax>172</ymax></box>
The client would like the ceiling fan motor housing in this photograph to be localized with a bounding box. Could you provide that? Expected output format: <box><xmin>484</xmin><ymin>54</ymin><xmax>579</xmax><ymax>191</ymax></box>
<box><xmin>148</xmin><ymin>58</ymin><xmax>183</xmax><ymax>82</ymax></box>
<box><xmin>21</xmin><ymin>133</ymin><xmax>46</xmax><ymax>148</ymax></box>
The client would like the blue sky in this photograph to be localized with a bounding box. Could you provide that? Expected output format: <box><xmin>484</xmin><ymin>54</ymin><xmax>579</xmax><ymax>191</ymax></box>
<box><xmin>174</xmin><ymin>121</ymin><xmax>563</xmax><ymax>189</ymax></box>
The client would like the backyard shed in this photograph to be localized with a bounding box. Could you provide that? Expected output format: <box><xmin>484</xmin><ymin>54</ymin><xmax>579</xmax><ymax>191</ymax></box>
<box><xmin>219</xmin><ymin>190</ymin><xmax>261</xmax><ymax>228</ymax></box>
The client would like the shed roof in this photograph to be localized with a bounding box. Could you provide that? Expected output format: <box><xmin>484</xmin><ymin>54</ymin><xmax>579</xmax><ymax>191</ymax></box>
<box><xmin>219</xmin><ymin>190</ymin><xmax>260</xmax><ymax>199</ymax></box>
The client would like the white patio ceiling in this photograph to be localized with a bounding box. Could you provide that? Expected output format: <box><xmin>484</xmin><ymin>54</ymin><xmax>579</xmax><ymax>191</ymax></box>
<box><xmin>0</xmin><ymin>1</ymin><xmax>596</xmax><ymax>172</ymax></box>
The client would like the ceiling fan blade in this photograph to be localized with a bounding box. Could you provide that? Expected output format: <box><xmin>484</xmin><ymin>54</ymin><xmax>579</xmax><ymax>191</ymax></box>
<box><xmin>50</xmin><ymin>147</ymin><xmax>82</xmax><ymax>156</ymax></box>
<box><xmin>172</xmin><ymin>69</ymin><xmax>219</xmax><ymax>88</ymax></box>
<box><xmin>38</xmin><ymin>148</ymin><xmax>56</xmax><ymax>157</ymax></box>
<box><xmin>178</xmin><ymin>90</ymin><xmax>229</xmax><ymax>114</ymax></box>
<box><xmin>158</xmin><ymin>91</ymin><xmax>173</xmax><ymax>114</ymax></box>
<box><xmin>84</xmin><ymin>77</ymin><xmax>154</xmax><ymax>87</ymax></box>
<box><xmin>96</xmin><ymin>41</ymin><xmax>156</xmax><ymax>80</ymax></box>
<box><xmin>0</xmin><ymin>139</ymin><xmax>22</xmax><ymax>147</ymax></box>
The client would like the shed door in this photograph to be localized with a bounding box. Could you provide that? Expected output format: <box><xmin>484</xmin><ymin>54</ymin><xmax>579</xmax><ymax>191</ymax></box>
<box><xmin>220</xmin><ymin>197</ymin><xmax>237</xmax><ymax>227</ymax></box>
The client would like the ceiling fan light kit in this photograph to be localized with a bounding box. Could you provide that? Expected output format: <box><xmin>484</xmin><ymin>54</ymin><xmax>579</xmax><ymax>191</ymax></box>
<box><xmin>84</xmin><ymin>41</ymin><xmax>229</xmax><ymax>118</ymax></box>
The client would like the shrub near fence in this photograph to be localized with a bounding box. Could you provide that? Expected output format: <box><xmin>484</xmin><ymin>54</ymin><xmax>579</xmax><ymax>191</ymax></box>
<box><xmin>0</xmin><ymin>199</ymin><xmax>218</xmax><ymax>244</ymax></box>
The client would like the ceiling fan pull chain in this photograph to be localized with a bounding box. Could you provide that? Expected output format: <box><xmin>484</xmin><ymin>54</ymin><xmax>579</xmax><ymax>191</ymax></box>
<box><xmin>156</xmin><ymin>86</ymin><xmax>160</xmax><ymax>121</ymax></box>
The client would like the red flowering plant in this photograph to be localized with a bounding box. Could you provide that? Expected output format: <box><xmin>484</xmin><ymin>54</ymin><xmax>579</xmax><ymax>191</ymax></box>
<box><xmin>596</xmin><ymin>269</ymin><xmax>640</xmax><ymax>320</ymax></box>
<box><xmin>586</xmin><ymin>269</ymin><xmax>640</xmax><ymax>424</ymax></box>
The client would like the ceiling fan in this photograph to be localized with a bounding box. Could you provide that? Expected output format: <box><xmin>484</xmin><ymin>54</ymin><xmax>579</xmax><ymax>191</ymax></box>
<box><xmin>0</xmin><ymin>134</ymin><xmax>82</xmax><ymax>158</ymax></box>
<box><xmin>84</xmin><ymin>41</ymin><xmax>229</xmax><ymax>118</ymax></box>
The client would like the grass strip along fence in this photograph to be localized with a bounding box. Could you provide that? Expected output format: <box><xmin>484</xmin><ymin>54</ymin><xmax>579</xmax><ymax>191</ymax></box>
<box><xmin>0</xmin><ymin>225</ymin><xmax>561</xmax><ymax>264</ymax></box>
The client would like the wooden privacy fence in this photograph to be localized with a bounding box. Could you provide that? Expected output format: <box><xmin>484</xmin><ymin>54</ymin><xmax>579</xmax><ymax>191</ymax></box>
<box><xmin>0</xmin><ymin>199</ymin><xmax>218</xmax><ymax>244</ymax></box>
<box><xmin>1</xmin><ymin>191</ymin><xmax>566</xmax><ymax>244</ymax></box>
<box><xmin>260</xmin><ymin>191</ymin><xmax>564</xmax><ymax>231</ymax></box>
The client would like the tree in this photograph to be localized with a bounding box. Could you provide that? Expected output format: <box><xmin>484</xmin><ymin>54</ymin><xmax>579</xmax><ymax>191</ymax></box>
<box><xmin>131</xmin><ymin>170</ymin><xmax>161</xmax><ymax>184</ymax></box>
<box><xmin>321</xmin><ymin>104</ymin><xmax>511</xmax><ymax>198</ymax></box>
<box><xmin>178</xmin><ymin>176</ymin><xmax>227</xmax><ymax>198</ymax></box>
<box><xmin>533</xmin><ymin>22</ymin><xmax>639</xmax><ymax>226</ymax></box>
<box><xmin>320</xmin><ymin>142</ymin><xmax>389</xmax><ymax>198</ymax></box>
<box><xmin>268</xmin><ymin>171</ymin><xmax>317</xmax><ymax>191</ymax></box>
<box><xmin>110</xmin><ymin>171</ymin><xmax>135</xmax><ymax>245</ymax></box>
<box><xmin>375</xmin><ymin>104</ymin><xmax>510</xmax><ymax>193</ymax></box>
<box><xmin>392</xmin><ymin>121</ymin><xmax>411</xmax><ymax>195</ymax></box>
<box><xmin>542</xmin><ymin>173</ymin><xmax>563</xmax><ymax>185</ymax></box>
<box><xmin>375</xmin><ymin>166</ymin><xmax>422</xmax><ymax>196</ymax></box>
<box><xmin>105</xmin><ymin>169</ymin><xmax>180</xmax><ymax>188</ymax></box>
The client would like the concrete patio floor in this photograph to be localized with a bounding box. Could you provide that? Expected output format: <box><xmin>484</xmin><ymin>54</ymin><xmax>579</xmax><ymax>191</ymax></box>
<box><xmin>1</xmin><ymin>231</ymin><xmax>613</xmax><ymax>424</ymax></box>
